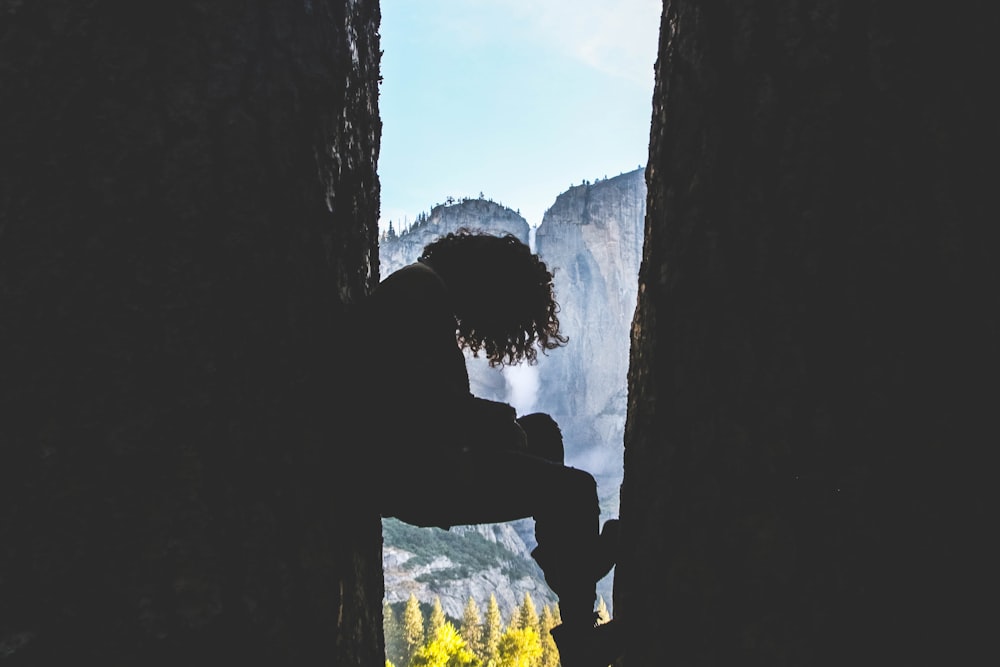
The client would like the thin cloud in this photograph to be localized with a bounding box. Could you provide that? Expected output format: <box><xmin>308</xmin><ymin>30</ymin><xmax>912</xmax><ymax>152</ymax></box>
<box><xmin>418</xmin><ymin>0</ymin><xmax>660</xmax><ymax>87</ymax></box>
<box><xmin>499</xmin><ymin>0</ymin><xmax>661</xmax><ymax>87</ymax></box>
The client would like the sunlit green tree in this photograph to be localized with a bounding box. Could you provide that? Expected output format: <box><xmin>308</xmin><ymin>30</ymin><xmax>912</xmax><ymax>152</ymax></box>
<box><xmin>516</xmin><ymin>593</ymin><xmax>539</xmax><ymax>635</ymax></box>
<box><xmin>384</xmin><ymin>601</ymin><xmax>405</xmax><ymax>667</ymax></box>
<box><xmin>508</xmin><ymin>607</ymin><xmax>521</xmax><ymax>631</ymax></box>
<box><xmin>429</xmin><ymin>596</ymin><xmax>447</xmax><ymax>637</ymax></box>
<box><xmin>410</xmin><ymin>622</ymin><xmax>481</xmax><ymax>667</ymax></box>
<box><xmin>497</xmin><ymin>626</ymin><xmax>542</xmax><ymax>667</ymax></box>
<box><xmin>538</xmin><ymin>605</ymin><xmax>559</xmax><ymax>667</ymax></box>
<box><xmin>403</xmin><ymin>593</ymin><xmax>426</xmax><ymax>666</ymax></box>
<box><xmin>483</xmin><ymin>594</ymin><xmax>504</xmax><ymax>666</ymax></box>
<box><xmin>460</xmin><ymin>596</ymin><xmax>483</xmax><ymax>657</ymax></box>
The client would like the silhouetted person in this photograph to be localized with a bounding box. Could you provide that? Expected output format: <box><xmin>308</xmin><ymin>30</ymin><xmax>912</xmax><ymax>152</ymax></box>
<box><xmin>359</xmin><ymin>230</ymin><xmax>622</xmax><ymax>666</ymax></box>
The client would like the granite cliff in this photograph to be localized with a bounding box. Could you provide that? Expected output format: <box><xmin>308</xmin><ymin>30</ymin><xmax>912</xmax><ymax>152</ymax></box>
<box><xmin>534</xmin><ymin>168</ymin><xmax>647</xmax><ymax>513</ymax></box>
<box><xmin>380</xmin><ymin>197</ymin><xmax>529</xmax><ymax>276</ymax></box>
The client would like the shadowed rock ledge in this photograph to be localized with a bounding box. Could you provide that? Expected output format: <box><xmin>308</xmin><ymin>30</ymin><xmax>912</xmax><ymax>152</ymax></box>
<box><xmin>0</xmin><ymin>2</ymin><xmax>384</xmax><ymax>664</ymax></box>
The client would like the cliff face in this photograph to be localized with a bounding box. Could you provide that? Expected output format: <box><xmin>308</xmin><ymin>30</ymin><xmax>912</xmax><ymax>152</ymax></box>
<box><xmin>380</xmin><ymin>198</ymin><xmax>530</xmax><ymax>277</ymax></box>
<box><xmin>381</xmin><ymin>521</ymin><xmax>555</xmax><ymax>621</ymax></box>
<box><xmin>534</xmin><ymin>169</ymin><xmax>647</xmax><ymax>501</ymax></box>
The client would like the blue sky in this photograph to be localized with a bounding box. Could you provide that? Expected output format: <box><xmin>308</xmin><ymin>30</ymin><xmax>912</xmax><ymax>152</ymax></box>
<box><xmin>377</xmin><ymin>0</ymin><xmax>662</xmax><ymax>231</ymax></box>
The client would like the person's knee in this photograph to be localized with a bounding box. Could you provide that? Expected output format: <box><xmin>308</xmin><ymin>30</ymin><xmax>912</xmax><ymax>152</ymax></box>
<box><xmin>534</xmin><ymin>466</ymin><xmax>599</xmax><ymax>551</ymax></box>
<box><xmin>554</xmin><ymin>465</ymin><xmax>597</xmax><ymax>505</ymax></box>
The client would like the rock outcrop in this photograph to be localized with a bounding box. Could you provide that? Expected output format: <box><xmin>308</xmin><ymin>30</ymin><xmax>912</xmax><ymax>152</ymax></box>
<box><xmin>380</xmin><ymin>198</ymin><xmax>530</xmax><ymax>276</ymax></box>
<box><xmin>381</xmin><ymin>520</ymin><xmax>555</xmax><ymax>620</ymax></box>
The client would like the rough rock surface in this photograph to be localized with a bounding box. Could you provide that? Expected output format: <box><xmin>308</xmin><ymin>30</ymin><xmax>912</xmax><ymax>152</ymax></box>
<box><xmin>0</xmin><ymin>1</ymin><xmax>383</xmax><ymax>664</ymax></box>
<box><xmin>382</xmin><ymin>524</ymin><xmax>554</xmax><ymax>620</ymax></box>
<box><xmin>619</xmin><ymin>3</ymin><xmax>996</xmax><ymax>665</ymax></box>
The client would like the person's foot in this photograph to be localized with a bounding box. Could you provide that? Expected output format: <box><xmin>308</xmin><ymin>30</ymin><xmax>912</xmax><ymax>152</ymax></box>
<box><xmin>550</xmin><ymin>617</ymin><xmax>624</xmax><ymax>667</ymax></box>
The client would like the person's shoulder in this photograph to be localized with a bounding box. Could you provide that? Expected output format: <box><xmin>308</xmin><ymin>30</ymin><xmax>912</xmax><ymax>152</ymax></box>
<box><xmin>377</xmin><ymin>261</ymin><xmax>447</xmax><ymax>297</ymax></box>
<box><xmin>364</xmin><ymin>261</ymin><xmax>454</xmax><ymax>329</ymax></box>
<box><xmin>383</xmin><ymin>261</ymin><xmax>440</xmax><ymax>282</ymax></box>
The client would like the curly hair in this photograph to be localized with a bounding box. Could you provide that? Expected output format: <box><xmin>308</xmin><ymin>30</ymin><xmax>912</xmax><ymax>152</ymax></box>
<box><xmin>419</xmin><ymin>229</ymin><xmax>567</xmax><ymax>366</ymax></box>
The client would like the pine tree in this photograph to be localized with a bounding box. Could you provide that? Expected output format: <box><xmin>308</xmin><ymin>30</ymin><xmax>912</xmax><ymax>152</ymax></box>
<box><xmin>595</xmin><ymin>596</ymin><xmax>610</xmax><ymax>625</ymax></box>
<box><xmin>538</xmin><ymin>606</ymin><xmax>559</xmax><ymax>667</ymax></box>
<box><xmin>429</xmin><ymin>596</ymin><xmax>447</xmax><ymax>637</ymax></box>
<box><xmin>517</xmin><ymin>593</ymin><xmax>540</xmax><ymax>635</ymax></box>
<box><xmin>384</xmin><ymin>601</ymin><xmax>405</xmax><ymax>667</ymax></box>
<box><xmin>497</xmin><ymin>626</ymin><xmax>542</xmax><ymax>667</ymax></box>
<box><xmin>508</xmin><ymin>607</ymin><xmax>521</xmax><ymax>631</ymax></box>
<box><xmin>402</xmin><ymin>593</ymin><xmax>426</xmax><ymax>667</ymax></box>
<box><xmin>410</xmin><ymin>623</ymin><xmax>481</xmax><ymax>667</ymax></box>
<box><xmin>483</xmin><ymin>594</ymin><xmax>504</xmax><ymax>666</ymax></box>
<box><xmin>460</xmin><ymin>597</ymin><xmax>483</xmax><ymax>658</ymax></box>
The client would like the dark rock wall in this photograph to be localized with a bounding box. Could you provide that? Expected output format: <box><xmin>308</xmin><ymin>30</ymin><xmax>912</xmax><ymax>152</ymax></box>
<box><xmin>0</xmin><ymin>1</ymin><xmax>383</xmax><ymax>664</ymax></box>
<box><xmin>619</xmin><ymin>2</ymin><xmax>996</xmax><ymax>665</ymax></box>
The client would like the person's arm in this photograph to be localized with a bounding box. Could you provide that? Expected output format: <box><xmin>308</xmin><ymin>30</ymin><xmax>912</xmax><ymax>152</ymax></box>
<box><xmin>454</xmin><ymin>395</ymin><xmax>528</xmax><ymax>453</ymax></box>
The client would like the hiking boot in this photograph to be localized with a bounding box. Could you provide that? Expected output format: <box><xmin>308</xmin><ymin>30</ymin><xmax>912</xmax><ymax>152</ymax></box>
<box><xmin>550</xmin><ymin>617</ymin><xmax>624</xmax><ymax>667</ymax></box>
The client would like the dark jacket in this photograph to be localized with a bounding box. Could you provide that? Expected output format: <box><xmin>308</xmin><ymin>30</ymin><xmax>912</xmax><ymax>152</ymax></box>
<box><xmin>358</xmin><ymin>261</ymin><xmax>518</xmax><ymax>458</ymax></box>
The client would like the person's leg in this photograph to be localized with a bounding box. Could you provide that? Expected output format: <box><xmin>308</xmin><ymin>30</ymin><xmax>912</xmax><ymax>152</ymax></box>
<box><xmin>515</xmin><ymin>413</ymin><xmax>617</xmax><ymax>585</ymax></box>
<box><xmin>383</xmin><ymin>449</ymin><xmax>600</xmax><ymax>620</ymax></box>
<box><xmin>381</xmin><ymin>442</ymin><xmax>623</xmax><ymax>666</ymax></box>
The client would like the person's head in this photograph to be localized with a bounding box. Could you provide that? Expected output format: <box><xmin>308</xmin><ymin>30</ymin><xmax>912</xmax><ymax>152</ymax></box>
<box><xmin>419</xmin><ymin>229</ymin><xmax>567</xmax><ymax>366</ymax></box>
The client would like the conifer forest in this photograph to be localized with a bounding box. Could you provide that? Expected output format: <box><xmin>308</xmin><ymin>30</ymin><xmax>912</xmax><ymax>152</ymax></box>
<box><xmin>382</xmin><ymin>592</ymin><xmax>610</xmax><ymax>667</ymax></box>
